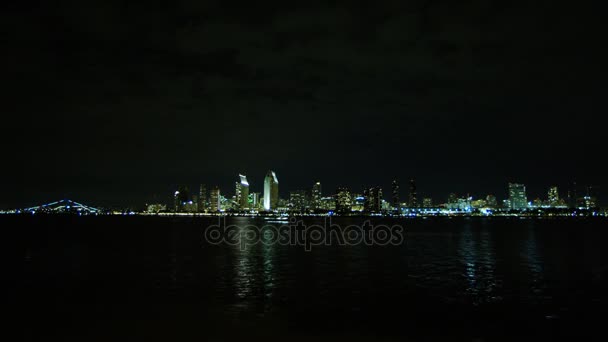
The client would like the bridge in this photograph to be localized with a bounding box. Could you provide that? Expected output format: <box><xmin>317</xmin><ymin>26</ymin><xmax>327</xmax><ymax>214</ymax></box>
<box><xmin>18</xmin><ymin>199</ymin><xmax>101</xmax><ymax>214</ymax></box>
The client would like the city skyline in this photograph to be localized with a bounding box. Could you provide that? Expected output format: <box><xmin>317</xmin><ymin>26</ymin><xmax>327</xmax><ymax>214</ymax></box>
<box><xmin>4</xmin><ymin>169</ymin><xmax>602</xmax><ymax>211</ymax></box>
<box><xmin>153</xmin><ymin>172</ymin><xmax>600</xmax><ymax>214</ymax></box>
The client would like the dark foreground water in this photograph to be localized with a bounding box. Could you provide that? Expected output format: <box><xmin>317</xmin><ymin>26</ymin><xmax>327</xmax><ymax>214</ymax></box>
<box><xmin>8</xmin><ymin>216</ymin><xmax>608</xmax><ymax>341</ymax></box>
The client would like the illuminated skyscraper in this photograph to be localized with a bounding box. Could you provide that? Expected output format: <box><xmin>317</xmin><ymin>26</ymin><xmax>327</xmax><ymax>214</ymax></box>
<box><xmin>235</xmin><ymin>174</ymin><xmax>250</xmax><ymax>210</ymax></box>
<box><xmin>364</xmin><ymin>186</ymin><xmax>383</xmax><ymax>213</ymax></box>
<box><xmin>391</xmin><ymin>180</ymin><xmax>400</xmax><ymax>210</ymax></box>
<box><xmin>583</xmin><ymin>185</ymin><xmax>598</xmax><ymax>209</ymax></box>
<box><xmin>249</xmin><ymin>192</ymin><xmax>260</xmax><ymax>209</ymax></box>
<box><xmin>508</xmin><ymin>183</ymin><xmax>528</xmax><ymax>210</ymax></box>
<box><xmin>408</xmin><ymin>179</ymin><xmax>418</xmax><ymax>208</ymax></box>
<box><xmin>335</xmin><ymin>187</ymin><xmax>352</xmax><ymax>213</ymax></box>
<box><xmin>263</xmin><ymin>170</ymin><xmax>279</xmax><ymax>211</ymax></box>
<box><xmin>311</xmin><ymin>182</ymin><xmax>322</xmax><ymax>210</ymax></box>
<box><xmin>289</xmin><ymin>190</ymin><xmax>306</xmax><ymax>212</ymax></box>
<box><xmin>198</xmin><ymin>184</ymin><xmax>207</xmax><ymax>212</ymax></box>
<box><xmin>548</xmin><ymin>186</ymin><xmax>559</xmax><ymax>206</ymax></box>
<box><xmin>209</xmin><ymin>186</ymin><xmax>220</xmax><ymax>212</ymax></box>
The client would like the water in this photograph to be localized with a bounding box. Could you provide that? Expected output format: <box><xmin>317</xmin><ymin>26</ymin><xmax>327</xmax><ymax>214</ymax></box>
<box><xmin>9</xmin><ymin>216</ymin><xmax>608</xmax><ymax>341</ymax></box>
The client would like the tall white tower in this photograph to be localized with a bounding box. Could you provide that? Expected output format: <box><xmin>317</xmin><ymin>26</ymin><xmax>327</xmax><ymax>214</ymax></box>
<box><xmin>263</xmin><ymin>170</ymin><xmax>279</xmax><ymax>211</ymax></box>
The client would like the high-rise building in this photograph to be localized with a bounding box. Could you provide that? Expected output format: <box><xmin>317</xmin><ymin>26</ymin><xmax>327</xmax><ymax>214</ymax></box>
<box><xmin>364</xmin><ymin>186</ymin><xmax>383</xmax><ymax>213</ymax></box>
<box><xmin>289</xmin><ymin>190</ymin><xmax>307</xmax><ymax>212</ymax></box>
<box><xmin>209</xmin><ymin>186</ymin><xmax>220</xmax><ymax>212</ymax></box>
<box><xmin>422</xmin><ymin>198</ymin><xmax>433</xmax><ymax>208</ymax></box>
<box><xmin>249</xmin><ymin>192</ymin><xmax>260</xmax><ymax>209</ymax></box>
<box><xmin>548</xmin><ymin>186</ymin><xmax>559</xmax><ymax>206</ymax></box>
<box><xmin>583</xmin><ymin>186</ymin><xmax>598</xmax><ymax>209</ymax></box>
<box><xmin>352</xmin><ymin>194</ymin><xmax>365</xmax><ymax>212</ymax></box>
<box><xmin>408</xmin><ymin>179</ymin><xmax>418</xmax><ymax>208</ymax></box>
<box><xmin>320</xmin><ymin>197</ymin><xmax>336</xmax><ymax>211</ymax></box>
<box><xmin>335</xmin><ymin>187</ymin><xmax>352</xmax><ymax>213</ymax></box>
<box><xmin>198</xmin><ymin>184</ymin><xmax>207</xmax><ymax>212</ymax></box>
<box><xmin>391</xmin><ymin>180</ymin><xmax>400</xmax><ymax>211</ymax></box>
<box><xmin>263</xmin><ymin>170</ymin><xmax>279</xmax><ymax>211</ymax></box>
<box><xmin>235</xmin><ymin>174</ymin><xmax>250</xmax><ymax>210</ymax></box>
<box><xmin>311</xmin><ymin>182</ymin><xmax>322</xmax><ymax>210</ymax></box>
<box><xmin>174</xmin><ymin>185</ymin><xmax>190</xmax><ymax>212</ymax></box>
<box><xmin>508</xmin><ymin>183</ymin><xmax>528</xmax><ymax>210</ymax></box>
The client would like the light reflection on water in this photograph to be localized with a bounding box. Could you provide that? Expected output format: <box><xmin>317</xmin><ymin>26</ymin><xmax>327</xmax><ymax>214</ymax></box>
<box><xmin>215</xmin><ymin>218</ymin><xmax>562</xmax><ymax>312</ymax></box>
<box><xmin>458</xmin><ymin>223</ymin><xmax>499</xmax><ymax>304</ymax></box>
<box><xmin>18</xmin><ymin>215</ymin><xmax>608</xmax><ymax>335</ymax></box>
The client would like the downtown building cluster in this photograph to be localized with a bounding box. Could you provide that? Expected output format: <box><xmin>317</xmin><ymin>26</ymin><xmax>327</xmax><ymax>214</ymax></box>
<box><xmin>147</xmin><ymin>173</ymin><xmax>601</xmax><ymax>217</ymax></box>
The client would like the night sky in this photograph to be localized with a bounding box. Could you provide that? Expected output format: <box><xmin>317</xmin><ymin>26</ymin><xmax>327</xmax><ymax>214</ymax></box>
<box><xmin>3</xmin><ymin>1</ymin><xmax>606</xmax><ymax>208</ymax></box>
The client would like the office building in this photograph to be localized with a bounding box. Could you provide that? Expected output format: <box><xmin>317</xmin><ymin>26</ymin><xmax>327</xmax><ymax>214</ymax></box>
<box><xmin>335</xmin><ymin>187</ymin><xmax>352</xmax><ymax>213</ymax></box>
<box><xmin>508</xmin><ymin>183</ymin><xmax>528</xmax><ymax>210</ymax></box>
<box><xmin>235</xmin><ymin>174</ymin><xmax>250</xmax><ymax>210</ymax></box>
<box><xmin>364</xmin><ymin>186</ymin><xmax>383</xmax><ymax>213</ymax></box>
<box><xmin>409</xmin><ymin>179</ymin><xmax>418</xmax><ymax>208</ymax></box>
<box><xmin>209</xmin><ymin>186</ymin><xmax>221</xmax><ymax>212</ymax></box>
<box><xmin>311</xmin><ymin>182</ymin><xmax>322</xmax><ymax>210</ymax></box>
<box><xmin>391</xmin><ymin>180</ymin><xmax>400</xmax><ymax>210</ymax></box>
<box><xmin>198</xmin><ymin>184</ymin><xmax>207</xmax><ymax>212</ymax></box>
<box><xmin>289</xmin><ymin>190</ymin><xmax>307</xmax><ymax>212</ymax></box>
<box><xmin>263</xmin><ymin>170</ymin><xmax>279</xmax><ymax>211</ymax></box>
<box><xmin>548</xmin><ymin>186</ymin><xmax>559</xmax><ymax>207</ymax></box>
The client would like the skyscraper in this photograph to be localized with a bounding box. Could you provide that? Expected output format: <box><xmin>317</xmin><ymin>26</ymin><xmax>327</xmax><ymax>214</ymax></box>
<box><xmin>364</xmin><ymin>186</ymin><xmax>383</xmax><ymax>213</ymax></box>
<box><xmin>548</xmin><ymin>186</ymin><xmax>559</xmax><ymax>206</ymax></box>
<box><xmin>408</xmin><ymin>179</ymin><xmax>418</xmax><ymax>208</ymax></box>
<box><xmin>583</xmin><ymin>185</ymin><xmax>598</xmax><ymax>209</ymax></box>
<box><xmin>209</xmin><ymin>186</ymin><xmax>220</xmax><ymax>212</ymax></box>
<box><xmin>198</xmin><ymin>184</ymin><xmax>207</xmax><ymax>212</ymax></box>
<box><xmin>508</xmin><ymin>183</ymin><xmax>528</xmax><ymax>210</ymax></box>
<box><xmin>391</xmin><ymin>180</ymin><xmax>399</xmax><ymax>211</ymax></box>
<box><xmin>249</xmin><ymin>192</ymin><xmax>260</xmax><ymax>209</ymax></box>
<box><xmin>289</xmin><ymin>190</ymin><xmax>307</xmax><ymax>212</ymax></box>
<box><xmin>263</xmin><ymin>170</ymin><xmax>279</xmax><ymax>211</ymax></box>
<box><xmin>174</xmin><ymin>185</ymin><xmax>190</xmax><ymax>212</ymax></box>
<box><xmin>235</xmin><ymin>174</ymin><xmax>249</xmax><ymax>210</ymax></box>
<box><xmin>311</xmin><ymin>182</ymin><xmax>322</xmax><ymax>210</ymax></box>
<box><xmin>335</xmin><ymin>187</ymin><xmax>352</xmax><ymax>213</ymax></box>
